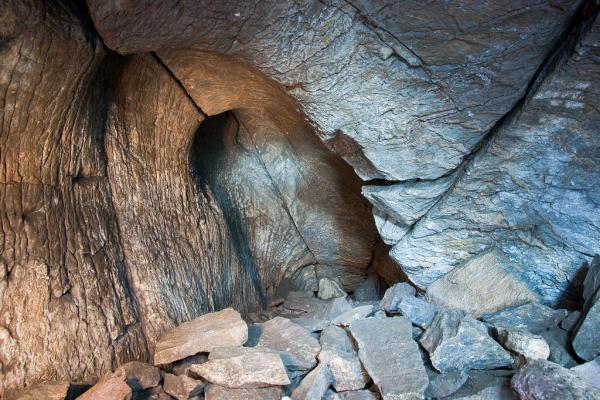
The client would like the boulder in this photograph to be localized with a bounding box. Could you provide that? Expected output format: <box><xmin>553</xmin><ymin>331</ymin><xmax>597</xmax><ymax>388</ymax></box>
<box><xmin>153</xmin><ymin>308</ymin><xmax>248</xmax><ymax>365</ymax></box>
<box><xmin>332</xmin><ymin>305</ymin><xmax>373</xmax><ymax>327</ymax></box>
<box><xmin>77</xmin><ymin>374</ymin><xmax>132</xmax><ymax>400</ymax></box>
<box><xmin>118</xmin><ymin>361</ymin><xmax>161</xmax><ymax>391</ymax></box>
<box><xmin>205</xmin><ymin>385</ymin><xmax>282</xmax><ymax>400</ymax></box>
<box><xmin>482</xmin><ymin>303</ymin><xmax>568</xmax><ymax>334</ymax></box>
<box><xmin>319</xmin><ymin>278</ymin><xmax>348</xmax><ymax>300</ymax></box>
<box><xmin>573</xmin><ymin>256</ymin><xmax>600</xmax><ymax>361</ymax></box>
<box><xmin>426</xmin><ymin>250</ymin><xmax>537</xmax><ymax>317</ymax></box>
<box><xmin>189</xmin><ymin>352</ymin><xmax>290</xmax><ymax>388</ymax></box>
<box><xmin>511</xmin><ymin>359</ymin><xmax>600</xmax><ymax>400</ymax></box>
<box><xmin>379</xmin><ymin>283</ymin><xmax>416</xmax><ymax>312</ymax></box>
<box><xmin>163</xmin><ymin>373</ymin><xmax>203</xmax><ymax>400</ymax></box>
<box><xmin>253</xmin><ymin>317</ymin><xmax>321</xmax><ymax>370</ymax></box>
<box><xmin>6</xmin><ymin>381</ymin><xmax>69</xmax><ymax>400</ymax></box>
<box><xmin>571</xmin><ymin>357</ymin><xmax>600</xmax><ymax>389</ymax></box>
<box><xmin>420</xmin><ymin>310</ymin><xmax>513</xmax><ymax>372</ymax></box>
<box><xmin>319</xmin><ymin>325</ymin><xmax>369</xmax><ymax>391</ymax></box>
<box><xmin>291</xmin><ymin>364</ymin><xmax>334</xmax><ymax>400</ymax></box>
<box><xmin>350</xmin><ymin>317</ymin><xmax>429</xmax><ymax>399</ymax></box>
<box><xmin>494</xmin><ymin>327</ymin><xmax>550</xmax><ymax>367</ymax></box>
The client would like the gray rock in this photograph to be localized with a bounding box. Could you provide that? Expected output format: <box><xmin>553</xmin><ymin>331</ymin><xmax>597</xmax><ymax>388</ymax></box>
<box><xmin>171</xmin><ymin>354</ymin><xmax>208</xmax><ymax>376</ymax></box>
<box><xmin>393</xmin><ymin>296</ymin><xmax>439</xmax><ymax>329</ymax></box>
<box><xmin>332</xmin><ymin>305</ymin><xmax>373</xmax><ymax>327</ymax></box>
<box><xmin>291</xmin><ymin>363</ymin><xmax>334</xmax><ymax>400</ymax></box>
<box><xmin>445</xmin><ymin>370</ymin><xmax>517</xmax><ymax>400</ymax></box>
<box><xmin>371</xmin><ymin>210</ymin><xmax>406</xmax><ymax>246</ymax></box>
<box><xmin>379</xmin><ymin>283</ymin><xmax>416</xmax><ymax>312</ymax></box>
<box><xmin>319</xmin><ymin>278</ymin><xmax>348</xmax><ymax>300</ymax></box>
<box><xmin>252</xmin><ymin>316</ymin><xmax>321</xmax><ymax>370</ymax></box>
<box><xmin>319</xmin><ymin>325</ymin><xmax>369</xmax><ymax>391</ymax></box>
<box><xmin>426</xmin><ymin>250</ymin><xmax>537</xmax><ymax>317</ymax></box>
<box><xmin>511</xmin><ymin>359</ymin><xmax>600</xmax><ymax>400</ymax></box>
<box><xmin>571</xmin><ymin>357</ymin><xmax>600</xmax><ymax>389</ymax></box>
<box><xmin>153</xmin><ymin>308</ymin><xmax>248</xmax><ymax>365</ymax></box>
<box><xmin>208</xmin><ymin>346</ymin><xmax>261</xmax><ymax>361</ymax></box>
<box><xmin>339</xmin><ymin>391</ymin><xmax>380</xmax><ymax>400</ymax></box>
<box><xmin>482</xmin><ymin>303</ymin><xmax>568</xmax><ymax>334</ymax></box>
<box><xmin>539</xmin><ymin>326</ymin><xmax>579</xmax><ymax>368</ymax></box>
<box><xmin>420</xmin><ymin>310</ymin><xmax>513</xmax><ymax>372</ymax></box>
<box><xmin>426</xmin><ymin>369</ymin><xmax>468</xmax><ymax>399</ymax></box>
<box><xmin>6</xmin><ymin>381</ymin><xmax>69</xmax><ymax>400</ymax></box>
<box><xmin>189</xmin><ymin>352</ymin><xmax>290</xmax><ymax>388</ymax></box>
<box><xmin>118</xmin><ymin>361</ymin><xmax>161</xmax><ymax>391</ymax></box>
<box><xmin>132</xmin><ymin>386</ymin><xmax>174</xmax><ymax>400</ymax></box>
<box><xmin>291</xmin><ymin>318</ymin><xmax>331</xmax><ymax>332</ymax></box>
<box><xmin>350</xmin><ymin>317</ymin><xmax>429</xmax><ymax>399</ymax></box>
<box><xmin>284</xmin><ymin>291</ymin><xmax>353</xmax><ymax>321</ymax></box>
<box><xmin>494</xmin><ymin>328</ymin><xmax>550</xmax><ymax>367</ymax></box>
<box><xmin>561</xmin><ymin>311</ymin><xmax>582</xmax><ymax>332</ymax></box>
<box><xmin>205</xmin><ymin>385</ymin><xmax>282</xmax><ymax>400</ymax></box>
<box><xmin>353</xmin><ymin>273</ymin><xmax>382</xmax><ymax>302</ymax></box>
<box><xmin>163</xmin><ymin>373</ymin><xmax>203</xmax><ymax>400</ymax></box>
<box><xmin>573</xmin><ymin>256</ymin><xmax>600</xmax><ymax>361</ymax></box>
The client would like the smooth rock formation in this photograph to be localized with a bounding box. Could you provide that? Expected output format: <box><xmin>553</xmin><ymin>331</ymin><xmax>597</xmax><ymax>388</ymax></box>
<box><xmin>5</xmin><ymin>381</ymin><xmax>70</xmax><ymax>400</ymax></box>
<box><xmin>291</xmin><ymin>364</ymin><xmax>334</xmax><ymax>400</ymax></box>
<box><xmin>162</xmin><ymin>373</ymin><xmax>203</xmax><ymax>400</ymax></box>
<box><xmin>332</xmin><ymin>306</ymin><xmax>374</xmax><ymax>327</ymax></box>
<box><xmin>205</xmin><ymin>385</ymin><xmax>283</xmax><ymax>400</ymax></box>
<box><xmin>494</xmin><ymin>328</ymin><xmax>550</xmax><ymax>367</ymax></box>
<box><xmin>425</xmin><ymin>250</ymin><xmax>537</xmax><ymax>317</ymax></box>
<box><xmin>512</xmin><ymin>359</ymin><xmax>600</xmax><ymax>400</ymax></box>
<box><xmin>319</xmin><ymin>278</ymin><xmax>348</xmax><ymax>300</ymax></box>
<box><xmin>118</xmin><ymin>362</ymin><xmax>161</xmax><ymax>391</ymax></box>
<box><xmin>573</xmin><ymin>256</ymin><xmax>600</xmax><ymax>361</ymax></box>
<box><xmin>350</xmin><ymin>317</ymin><xmax>428</xmax><ymax>399</ymax></box>
<box><xmin>189</xmin><ymin>352</ymin><xmax>290</xmax><ymax>388</ymax></box>
<box><xmin>153</xmin><ymin>308</ymin><xmax>248</xmax><ymax>365</ymax></box>
<box><xmin>319</xmin><ymin>326</ymin><xmax>369</xmax><ymax>391</ymax></box>
<box><xmin>420</xmin><ymin>310</ymin><xmax>513</xmax><ymax>372</ymax></box>
<box><xmin>571</xmin><ymin>357</ymin><xmax>600</xmax><ymax>389</ymax></box>
<box><xmin>77</xmin><ymin>374</ymin><xmax>132</xmax><ymax>400</ymax></box>
<box><xmin>482</xmin><ymin>303</ymin><xmax>568</xmax><ymax>334</ymax></box>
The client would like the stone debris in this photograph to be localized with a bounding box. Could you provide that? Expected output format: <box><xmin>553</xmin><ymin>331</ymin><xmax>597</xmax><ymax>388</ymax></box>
<box><xmin>331</xmin><ymin>305</ymin><xmax>373</xmax><ymax>327</ymax></box>
<box><xmin>481</xmin><ymin>302</ymin><xmax>568</xmax><ymax>334</ymax></box>
<box><xmin>573</xmin><ymin>256</ymin><xmax>600</xmax><ymax>361</ymax></box>
<box><xmin>153</xmin><ymin>308</ymin><xmax>248</xmax><ymax>365</ymax></box>
<box><xmin>539</xmin><ymin>326</ymin><xmax>579</xmax><ymax>368</ymax></box>
<box><xmin>445</xmin><ymin>370</ymin><xmax>517</xmax><ymax>400</ymax></box>
<box><xmin>163</xmin><ymin>373</ymin><xmax>204</xmax><ymax>400</ymax></box>
<box><xmin>425</xmin><ymin>369</ymin><xmax>468</xmax><ymax>399</ymax></box>
<box><xmin>283</xmin><ymin>291</ymin><xmax>353</xmax><ymax>321</ymax></box>
<box><xmin>118</xmin><ymin>361</ymin><xmax>161</xmax><ymax>391</ymax></box>
<box><xmin>77</xmin><ymin>373</ymin><xmax>132</xmax><ymax>400</ymax></box>
<box><xmin>352</xmin><ymin>272</ymin><xmax>382</xmax><ymax>302</ymax></box>
<box><xmin>319</xmin><ymin>278</ymin><xmax>348</xmax><ymax>300</ymax></box>
<box><xmin>291</xmin><ymin>363</ymin><xmax>334</xmax><ymax>400</ymax></box>
<box><xmin>204</xmin><ymin>385</ymin><xmax>283</xmax><ymax>400</ymax></box>
<box><xmin>571</xmin><ymin>357</ymin><xmax>600</xmax><ymax>389</ymax></box>
<box><xmin>6</xmin><ymin>381</ymin><xmax>70</xmax><ymax>400</ymax></box>
<box><xmin>379</xmin><ymin>282</ymin><xmax>416</xmax><ymax>312</ymax></box>
<box><xmin>291</xmin><ymin>317</ymin><xmax>330</xmax><ymax>332</ymax></box>
<box><xmin>494</xmin><ymin>327</ymin><xmax>550</xmax><ymax>367</ymax></box>
<box><xmin>171</xmin><ymin>354</ymin><xmax>208</xmax><ymax>376</ymax></box>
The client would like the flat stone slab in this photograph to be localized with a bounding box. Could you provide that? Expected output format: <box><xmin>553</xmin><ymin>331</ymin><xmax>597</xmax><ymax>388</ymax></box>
<box><xmin>163</xmin><ymin>373</ymin><xmax>204</xmax><ymax>400</ymax></box>
<box><xmin>189</xmin><ymin>352</ymin><xmax>290</xmax><ymax>388</ymax></box>
<box><xmin>77</xmin><ymin>374</ymin><xmax>132</xmax><ymax>400</ymax></box>
<box><xmin>291</xmin><ymin>363</ymin><xmax>334</xmax><ymax>400</ymax></box>
<box><xmin>350</xmin><ymin>317</ymin><xmax>429</xmax><ymax>399</ymax></box>
<box><xmin>332</xmin><ymin>305</ymin><xmax>373</xmax><ymax>327</ymax></box>
<box><xmin>6</xmin><ymin>381</ymin><xmax>69</xmax><ymax>400</ymax></box>
<box><xmin>319</xmin><ymin>325</ymin><xmax>369</xmax><ymax>391</ymax></box>
<box><xmin>481</xmin><ymin>303</ymin><xmax>567</xmax><ymax>334</ymax></box>
<box><xmin>291</xmin><ymin>317</ymin><xmax>330</xmax><ymax>332</ymax></box>
<box><xmin>205</xmin><ymin>385</ymin><xmax>283</xmax><ymax>400</ymax></box>
<box><xmin>153</xmin><ymin>308</ymin><xmax>248</xmax><ymax>365</ymax></box>
<box><xmin>284</xmin><ymin>291</ymin><xmax>352</xmax><ymax>321</ymax></box>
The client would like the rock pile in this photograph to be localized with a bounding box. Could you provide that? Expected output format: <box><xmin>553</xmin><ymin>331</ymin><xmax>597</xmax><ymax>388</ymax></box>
<box><xmin>7</xmin><ymin>258</ymin><xmax>600</xmax><ymax>400</ymax></box>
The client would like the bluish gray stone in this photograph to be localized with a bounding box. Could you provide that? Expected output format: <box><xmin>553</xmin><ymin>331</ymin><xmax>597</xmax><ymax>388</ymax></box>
<box><xmin>482</xmin><ymin>303</ymin><xmax>568</xmax><ymax>334</ymax></box>
<box><xmin>573</xmin><ymin>256</ymin><xmax>600</xmax><ymax>361</ymax></box>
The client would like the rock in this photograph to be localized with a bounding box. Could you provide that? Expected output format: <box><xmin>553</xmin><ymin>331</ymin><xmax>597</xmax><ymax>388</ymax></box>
<box><xmin>482</xmin><ymin>303</ymin><xmax>568</xmax><ymax>334</ymax></box>
<box><xmin>77</xmin><ymin>374</ymin><xmax>132</xmax><ymax>400</ymax></box>
<box><xmin>153</xmin><ymin>308</ymin><xmax>248</xmax><ymax>365</ymax></box>
<box><xmin>291</xmin><ymin>318</ymin><xmax>330</xmax><ymax>332</ymax></box>
<box><xmin>319</xmin><ymin>278</ymin><xmax>348</xmax><ymax>300</ymax></box>
<box><xmin>571</xmin><ymin>357</ymin><xmax>600</xmax><ymax>389</ymax></box>
<box><xmin>131</xmin><ymin>386</ymin><xmax>174</xmax><ymax>400</ymax></box>
<box><xmin>6</xmin><ymin>381</ymin><xmax>70</xmax><ymax>400</ymax></box>
<box><xmin>332</xmin><ymin>305</ymin><xmax>373</xmax><ymax>327</ymax></box>
<box><xmin>291</xmin><ymin>364</ymin><xmax>334</xmax><ymax>400</ymax></box>
<box><xmin>379</xmin><ymin>283</ymin><xmax>416</xmax><ymax>312</ymax></box>
<box><xmin>445</xmin><ymin>370</ymin><xmax>517</xmax><ymax>400</ymax></box>
<box><xmin>573</xmin><ymin>256</ymin><xmax>600</xmax><ymax>361</ymax></box>
<box><xmin>350</xmin><ymin>317</ymin><xmax>429</xmax><ymax>399</ymax></box>
<box><xmin>284</xmin><ymin>292</ymin><xmax>353</xmax><ymax>321</ymax></box>
<box><xmin>511</xmin><ymin>359</ymin><xmax>600</xmax><ymax>400</ymax></box>
<box><xmin>420</xmin><ymin>310</ymin><xmax>513</xmax><ymax>372</ymax></box>
<box><xmin>319</xmin><ymin>325</ymin><xmax>369</xmax><ymax>391</ymax></box>
<box><xmin>539</xmin><ymin>326</ymin><xmax>579</xmax><ymax>368</ymax></box>
<box><xmin>426</xmin><ymin>369</ymin><xmax>469</xmax><ymax>399</ymax></box>
<box><xmin>163</xmin><ymin>373</ymin><xmax>203</xmax><ymax>400</ymax></box>
<box><xmin>118</xmin><ymin>361</ymin><xmax>161</xmax><ymax>391</ymax></box>
<box><xmin>205</xmin><ymin>385</ymin><xmax>283</xmax><ymax>400</ymax></box>
<box><xmin>171</xmin><ymin>355</ymin><xmax>208</xmax><ymax>376</ymax></box>
<box><xmin>561</xmin><ymin>311</ymin><xmax>582</xmax><ymax>332</ymax></box>
<box><xmin>338</xmin><ymin>391</ymin><xmax>380</xmax><ymax>400</ymax></box>
<box><xmin>426</xmin><ymin>250</ymin><xmax>537</xmax><ymax>317</ymax></box>
<box><xmin>208</xmin><ymin>346</ymin><xmax>260</xmax><ymax>360</ymax></box>
<box><xmin>189</xmin><ymin>352</ymin><xmax>290</xmax><ymax>388</ymax></box>
<box><xmin>389</xmin><ymin>295</ymin><xmax>439</xmax><ymax>328</ymax></box>
<box><xmin>494</xmin><ymin>327</ymin><xmax>550</xmax><ymax>366</ymax></box>
<box><xmin>353</xmin><ymin>273</ymin><xmax>382</xmax><ymax>302</ymax></box>
<box><xmin>253</xmin><ymin>316</ymin><xmax>321</xmax><ymax>370</ymax></box>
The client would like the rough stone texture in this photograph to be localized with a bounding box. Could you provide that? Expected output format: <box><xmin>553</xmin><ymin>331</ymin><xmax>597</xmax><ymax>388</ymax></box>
<box><xmin>420</xmin><ymin>310</ymin><xmax>513</xmax><ymax>373</ymax></box>
<box><xmin>291</xmin><ymin>363</ymin><xmax>334</xmax><ymax>400</ymax></box>
<box><xmin>132</xmin><ymin>386</ymin><xmax>174</xmax><ymax>400</ymax></box>
<box><xmin>77</xmin><ymin>374</ymin><xmax>132</xmax><ymax>400</ymax></box>
<box><xmin>171</xmin><ymin>355</ymin><xmax>208</xmax><ymax>376</ymax></box>
<box><xmin>283</xmin><ymin>292</ymin><xmax>353</xmax><ymax>321</ymax></box>
<box><xmin>572</xmin><ymin>357</ymin><xmax>600</xmax><ymax>389</ymax></box>
<box><xmin>205</xmin><ymin>385</ymin><xmax>282</xmax><ymax>400</ymax></box>
<box><xmin>379</xmin><ymin>283</ymin><xmax>416</xmax><ymax>312</ymax></box>
<box><xmin>425</xmin><ymin>250</ymin><xmax>538</xmax><ymax>317</ymax></box>
<box><xmin>332</xmin><ymin>305</ymin><xmax>373</xmax><ymax>327</ymax></box>
<box><xmin>162</xmin><ymin>373</ymin><xmax>203</xmax><ymax>400</ymax></box>
<box><xmin>573</xmin><ymin>256</ymin><xmax>600</xmax><ymax>361</ymax></box>
<box><xmin>350</xmin><ymin>317</ymin><xmax>428</xmax><ymax>399</ymax></box>
<box><xmin>153</xmin><ymin>308</ymin><xmax>247</xmax><ymax>365</ymax></box>
<box><xmin>118</xmin><ymin>362</ymin><xmax>161</xmax><ymax>391</ymax></box>
<box><xmin>446</xmin><ymin>370</ymin><xmax>517</xmax><ymax>400</ymax></box>
<box><xmin>189</xmin><ymin>352</ymin><xmax>289</xmax><ymax>388</ymax></box>
<box><xmin>540</xmin><ymin>326</ymin><xmax>579</xmax><ymax>368</ymax></box>
<box><xmin>512</xmin><ymin>359</ymin><xmax>600</xmax><ymax>400</ymax></box>
<box><xmin>426</xmin><ymin>370</ymin><xmax>468</xmax><ymax>399</ymax></box>
<box><xmin>381</xmin><ymin>285</ymin><xmax>439</xmax><ymax>328</ymax></box>
<box><xmin>5</xmin><ymin>381</ymin><xmax>70</xmax><ymax>400</ymax></box>
<box><xmin>494</xmin><ymin>328</ymin><xmax>550</xmax><ymax>367</ymax></box>
<box><xmin>291</xmin><ymin>318</ymin><xmax>330</xmax><ymax>333</ymax></box>
<box><xmin>319</xmin><ymin>278</ymin><xmax>348</xmax><ymax>300</ymax></box>
<box><xmin>482</xmin><ymin>303</ymin><xmax>568</xmax><ymax>334</ymax></box>
<box><xmin>338</xmin><ymin>391</ymin><xmax>380</xmax><ymax>400</ymax></box>
<box><xmin>353</xmin><ymin>273</ymin><xmax>382</xmax><ymax>302</ymax></box>
<box><xmin>319</xmin><ymin>325</ymin><xmax>369</xmax><ymax>391</ymax></box>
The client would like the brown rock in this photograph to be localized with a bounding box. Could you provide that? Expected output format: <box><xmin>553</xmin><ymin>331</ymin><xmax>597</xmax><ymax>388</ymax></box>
<box><xmin>163</xmin><ymin>373</ymin><xmax>204</xmax><ymax>400</ymax></box>
<box><xmin>205</xmin><ymin>385</ymin><xmax>283</xmax><ymax>400</ymax></box>
<box><xmin>154</xmin><ymin>308</ymin><xmax>248</xmax><ymax>365</ymax></box>
<box><xmin>6</xmin><ymin>381</ymin><xmax>69</xmax><ymax>400</ymax></box>
<box><xmin>171</xmin><ymin>355</ymin><xmax>208</xmax><ymax>376</ymax></box>
<box><xmin>77</xmin><ymin>374</ymin><xmax>132</xmax><ymax>400</ymax></box>
<box><xmin>118</xmin><ymin>361</ymin><xmax>161</xmax><ymax>391</ymax></box>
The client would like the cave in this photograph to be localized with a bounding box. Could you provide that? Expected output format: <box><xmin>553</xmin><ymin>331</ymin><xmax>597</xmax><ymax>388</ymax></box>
<box><xmin>1</xmin><ymin>0</ymin><xmax>600</xmax><ymax>399</ymax></box>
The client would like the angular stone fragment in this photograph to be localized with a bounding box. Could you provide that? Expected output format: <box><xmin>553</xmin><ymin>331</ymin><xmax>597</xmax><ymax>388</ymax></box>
<box><xmin>253</xmin><ymin>317</ymin><xmax>321</xmax><ymax>370</ymax></box>
<box><xmin>353</xmin><ymin>272</ymin><xmax>382</xmax><ymax>302</ymax></box>
<box><xmin>163</xmin><ymin>373</ymin><xmax>203</xmax><ymax>400</ymax></box>
<box><xmin>338</xmin><ymin>390</ymin><xmax>380</xmax><ymax>400</ymax></box>
<box><xmin>446</xmin><ymin>370</ymin><xmax>517</xmax><ymax>400</ymax></box>
<box><xmin>379</xmin><ymin>283</ymin><xmax>416</xmax><ymax>312</ymax></box>
<box><xmin>482</xmin><ymin>303</ymin><xmax>568</xmax><ymax>334</ymax></box>
<box><xmin>6</xmin><ymin>381</ymin><xmax>70</xmax><ymax>400</ymax></box>
<box><xmin>426</xmin><ymin>369</ymin><xmax>468</xmax><ymax>399</ymax></box>
<box><xmin>319</xmin><ymin>326</ymin><xmax>369</xmax><ymax>391</ymax></box>
<box><xmin>350</xmin><ymin>317</ymin><xmax>428</xmax><ymax>399</ymax></box>
<box><xmin>560</xmin><ymin>311</ymin><xmax>582</xmax><ymax>332</ymax></box>
<box><xmin>205</xmin><ymin>385</ymin><xmax>282</xmax><ymax>400</ymax></box>
<box><xmin>171</xmin><ymin>354</ymin><xmax>208</xmax><ymax>376</ymax></box>
<box><xmin>77</xmin><ymin>374</ymin><xmax>132</xmax><ymax>400</ymax></box>
<box><xmin>426</xmin><ymin>250</ymin><xmax>537</xmax><ymax>317</ymax></box>
<box><xmin>189</xmin><ymin>352</ymin><xmax>290</xmax><ymax>388</ymax></box>
<box><xmin>291</xmin><ymin>318</ymin><xmax>330</xmax><ymax>332</ymax></box>
<box><xmin>319</xmin><ymin>278</ymin><xmax>348</xmax><ymax>300</ymax></box>
<box><xmin>390</xmin><ymin>295</ymin><xmax>439</xmax><ymax>328</ymax></box>
<box><xmin>494</xmin><ymin>328</ymin><xmax>550</xmax><ymax>367</ymax></box>
<box><xmin>291</xmin><ymin>364</ymin><xmax>334</xmax><ymax>400</ymax></box>
<box><xmin>573</xmin><ymin>256</ymin><xmax>600</xmax><ymax>361</ymax></box>
<box><xmin>208</xmin><ymin>346</ymin><xmax>260</xmax><ymax>360</ymax></box>
<box><xmin>118</xmin><ymin>361</ymin><xmax>161</xmax><ymax>391</ymax></box>
<box><xmin>571</xmin><ymin>357</ymin><xmax>600</xmax><ymax>389</ymax></box>
<box><xmin>420</xmin><ymin>310</ymin><xmax>513</xmax><ymax>372</ymax></box>
<box><xmin>132</xmin><ymin>386</ymin><xmax>173</xmax><ymax>400</ymax></box>
<box><xmin>154</xmin><ymin>308</ymin><xmax>248</xmax><ymax>365</ymax></box>
<box><xmin>332</xmin><ymin>305</ymin><xmax>373</xmax><ymax>327</ymax></box>
<box><xmin>511</xmin><ymin>359</ymin><xmax>600</xmax><ymax>400</ymax></box>
<box><xmin>284</xmin><ymin>292</ymin><xmax>353</xmax><ymax>321</ymax></box>
<box><xmin>539</xmin><ymin>326</ymin><xmax>578</xmax><ymax>368</ymax></box>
